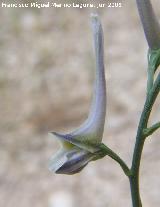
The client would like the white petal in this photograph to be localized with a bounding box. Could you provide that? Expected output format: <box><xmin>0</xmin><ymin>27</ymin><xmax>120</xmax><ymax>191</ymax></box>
<box><xmin>49</xmin><ymin>149</ymin><xmax>68</xmax><ymax>172</ymax></box>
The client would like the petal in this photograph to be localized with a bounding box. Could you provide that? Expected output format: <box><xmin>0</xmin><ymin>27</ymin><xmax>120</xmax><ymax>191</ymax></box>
<box><xmin>48</xmin><ymin>148</ymin><xmax>68</xmax><ymax>172</ymax></box>
<box><xmin>51</xmin><ymin>131</ymin><xmax>99</xmax><ymax>153</ymax></box>
<box><xmin>54</xmin><ymin>148</ymin><xmax>96</xmax><ymax>175</ymax></box>
<box><xmin>50</xmin><ymin>132</ymin><xmax>74</xmax><ymax>149</ymax></box>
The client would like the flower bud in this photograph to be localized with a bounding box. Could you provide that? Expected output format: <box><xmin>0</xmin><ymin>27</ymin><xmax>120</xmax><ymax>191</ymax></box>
<box><xmin>136</xmin><ymin>0</ymin><xmax>160</xmax><ymax>49</ymax></box>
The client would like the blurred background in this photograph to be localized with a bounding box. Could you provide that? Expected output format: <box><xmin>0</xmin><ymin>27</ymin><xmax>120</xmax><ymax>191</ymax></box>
<box><xmin>0</xmin><ymin>0</ymin><xmax>160</xmax><ymax>206</ymax></box>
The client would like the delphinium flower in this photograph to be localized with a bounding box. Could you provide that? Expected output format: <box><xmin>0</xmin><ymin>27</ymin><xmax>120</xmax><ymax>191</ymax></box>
<box><xmin>47</xmin><ymin>2</ymin><xmax>160</xmax><ymax>207</ymax></box>
<box><xmin>49</xmin><ymin>14</ymin><xmax>106</xmax><ymax>175</ymax></box>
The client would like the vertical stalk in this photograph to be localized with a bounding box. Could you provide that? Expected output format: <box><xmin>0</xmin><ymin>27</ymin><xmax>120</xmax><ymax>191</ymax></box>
<box><xmin>129</xmin><ymin>175</ymin><xmax>142</xmax><ymax>207</ymax></box>
<box><xmin>129</xmin><ymin>73</ymin><xmax>160</xmax><ymax>207</ymax></box>
<box><xmin>129</xmin><ymin>96</ymin><xmax>149</xmax><ymax>207</ymax></box>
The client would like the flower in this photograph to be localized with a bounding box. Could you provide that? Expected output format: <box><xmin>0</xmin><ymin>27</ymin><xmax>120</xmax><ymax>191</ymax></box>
<box><xmin>136</xmin><ymin>0</ymin><xmax>160</xmax><ymax>49</ymax></box>
<box><xmin>49</xmin><ymin>14</ymin><xmax>107</xmax><ymax>175</ymax></box>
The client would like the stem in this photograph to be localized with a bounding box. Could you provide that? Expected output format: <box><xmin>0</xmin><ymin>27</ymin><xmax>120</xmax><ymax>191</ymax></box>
<box><xmin>147</xmin><ymin>68</ymin><xmax>154</xmax><ymax>91</ymax></box>
<box><xmin>129</xmin><ymin>176</ymin><xmax>142</xmax><ymax>207</ymax></box>
<box><xmin>143</xmin><ymin>121</ymin><xmax>160</xmax><ymax>137</ymax></box>
<box><xmin>99</xmin><ymin>143</ymin><xmax>131</xmax><ymax>176</ymax></box>
<box><xmin>130</xmin><ymin>73</ymin><xmax>160</xmax><ymax>207</ymax></box>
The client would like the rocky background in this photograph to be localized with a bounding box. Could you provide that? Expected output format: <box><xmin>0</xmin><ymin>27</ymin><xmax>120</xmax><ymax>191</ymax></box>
<box><xmin>0</xmin><ymin>0</ymin><xmax>160</xmax><ymax>206</ymax></box>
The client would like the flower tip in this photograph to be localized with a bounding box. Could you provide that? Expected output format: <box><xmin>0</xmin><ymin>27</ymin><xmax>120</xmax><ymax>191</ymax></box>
<box><xmin>91</xmin><ymin>13</ymin><xmax>100</xmax><ymax>26</ymax></box>
<box><xmin>90</xmin><ymin>13</ymin><xmax>103</xmax><ymax>46</ymax></box>
<box><xmin>91</xmin><ymin>13</ymin><xmax>99</xmax><ymax>19</ymax></box>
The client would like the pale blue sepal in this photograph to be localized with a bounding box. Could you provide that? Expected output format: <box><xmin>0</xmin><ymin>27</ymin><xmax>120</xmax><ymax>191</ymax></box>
<box><xmin>49</xmin><ymin>146</ymin><xmax>96</xmax><ymax>175</ymax></box>
<box><xmin>51</xmin><ymin>132</ymin><xmax>99</xmax><ymax>153</ymax></box>
<box><xmin>50</xmin><ymin>14</ymin><xmax>106</xmax><ymax>152</ymax></box>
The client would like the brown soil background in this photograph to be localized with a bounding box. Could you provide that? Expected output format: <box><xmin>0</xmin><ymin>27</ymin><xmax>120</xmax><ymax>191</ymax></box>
<box><xmin>0</xmin><ymin>0</ymin><xmax>160</xmax><ymax>206</ymax></box>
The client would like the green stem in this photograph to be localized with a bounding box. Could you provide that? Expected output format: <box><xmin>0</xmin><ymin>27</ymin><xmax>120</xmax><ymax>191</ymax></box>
<box><xmin>130</xmin><ymin>73</ymin><xmax>160</xmax><ymax>207</ymax></box>
<box><xmin>147</xmin><ymin>68</ymin><xmax>154</xmax><ymax>92</ymax></box>
<box><xmin>129</xmin><ymin>175</ymin><xmax>142</xmax><ymax>207</ymax></box>
<box><xmin>143</xmin><ymin>121</ymin><xmax>160</xmax><ymax>137</ymax></box>
<box><xmin>99</xmin><ymin>143</ymin><xmax>131</xmax><ymax>177</ymax></box>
